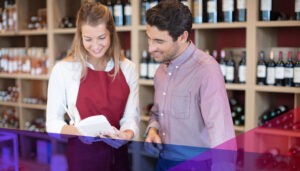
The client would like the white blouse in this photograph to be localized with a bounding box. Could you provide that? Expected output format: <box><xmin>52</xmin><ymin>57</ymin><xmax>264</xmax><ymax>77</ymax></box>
<box><xmin>46</xmin><ymin>58</ymin><xmax>140</xmax><ymax>140</ymax></box>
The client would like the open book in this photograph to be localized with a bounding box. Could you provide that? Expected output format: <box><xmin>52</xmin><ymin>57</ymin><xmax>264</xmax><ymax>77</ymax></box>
<box><xmin>75</xmin><ymin>115</ymin><xmax>115</xmax><ymax>137</ymax></box>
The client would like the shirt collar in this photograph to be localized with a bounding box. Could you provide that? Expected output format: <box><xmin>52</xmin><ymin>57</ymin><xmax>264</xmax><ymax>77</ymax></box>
<box><xmin>168</xmin><ymin>42</ymin><xmax>196</xmax><ymax>69</ymax></box>
<box><xmin>86</xmin><ymin>58</ymin><xmax>114</xmax><ymax>72</ymax></box>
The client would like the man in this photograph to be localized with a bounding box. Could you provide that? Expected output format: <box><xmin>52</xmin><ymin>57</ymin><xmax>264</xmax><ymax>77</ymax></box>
<box><xmin>144</xmin><ymin>1</ymin><xmax>236</xmax><ymax>171</ymax></box>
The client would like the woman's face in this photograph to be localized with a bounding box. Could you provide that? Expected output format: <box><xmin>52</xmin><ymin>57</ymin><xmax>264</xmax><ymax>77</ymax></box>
<box><xmin>81</xmin><ymin>23</ymin><xmax>111</xmax><ymax>59</ymax></box>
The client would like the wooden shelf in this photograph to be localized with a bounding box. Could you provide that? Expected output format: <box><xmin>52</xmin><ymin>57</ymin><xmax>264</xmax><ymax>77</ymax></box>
<box><xmin>193</xmin><ymin>22</ymin><xmax>247</xmax><ymax>29</ymax></box>
<box><xmin>139</xmin><ymin>79</ymin><xmax>154</xmax><ymax>86</ymax></box>
<box><xmin>0</xmin><ymin>101</ymin><xmax>19</xmax><ymax>107</ymax></box>
<box><xmin>53</xmin><ymin>28</ymin><xmax>76</xmax><ymax>34</ymax></box>
<box><xmin>255</xmin><ymin>85</ymin><xmax>300</xmax><ymax>94</ymax></box>
<box><xmin>225</xmin><ymin>83</ymin><xmax>247</xmax><ymax>91</ymax></box>
<box><xmin>255</xmin><ymin>127</ymin><xmax>300</xmax><ymax>138</ymax></box>
<box><xmin>21</xmin><ymin>103</ymin><xmax>47</xmax><ymax>110</ymax></box>
<box><xmin>234</xmin><ymin>126</ymin><xmax>245</xmax><ymax>132</ymax></box>
<box><xmin>256</xmin><ymin>21</ymin><xmax>300</xmax><ymax>28</ymax></box>
<box><xmin>0</xmin><ymin>73</ymin><xmax>49</xmax><ymax>80</ymax></box>
<box><xmin>18</xmin><ymin>29</ymin><xmax>48</xmax><ymax>35</ymax></box>
<box><xmin>116</xmin><ymin>26</ymin><xmax>133</xmax><ymax>32</ymax></box>
<box><xmin>0</xmin><ymin>31</ymin><xmax>18</xmax><ymax>36</ymax></box>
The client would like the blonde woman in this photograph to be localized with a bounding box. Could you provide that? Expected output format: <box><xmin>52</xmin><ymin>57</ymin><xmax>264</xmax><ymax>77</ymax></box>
<box><xmin>46</xmin><ymin>1</ymin><xmax>139</xmax><ymax>170</ymax></box>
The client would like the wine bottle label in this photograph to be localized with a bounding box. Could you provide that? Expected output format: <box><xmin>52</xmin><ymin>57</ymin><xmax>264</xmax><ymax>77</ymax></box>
<box><xmin>114</xmin><ymin>5</ymin><xmax>122</xmax><ymax>17</ymax></box>
<box><xmin>193</xmin><ymin>0</ymin><xmax>203</xmax><ymax>17</ymax></box>
<box><xmin>284</xmin><ymin>68</ymin><xmax>293</xmax><ymax>78</ymax></box>
<box><xmin>275</xmin><ymin>66</ymin><xmax>284</xmax><ymax>79</ymax></box>
<box><xmin>150</xmin><ymin>2</ymin><xmax>158</xmax><ymax>8</ymax></box>
<box><xmin>294</xmin><ymin>67</ymin><xmax>300</xmax><ymax>83</ymax></box>
<box><xmin>207</xmin><ymin>1</ymin><xmax>217</xmax><ymax>13</ymax></box>
<box><xmin>296</xmin><ymin>0</ymin><xmax>300</xmax><ymax>12</ymax></box>
<box><xmin>220</xmin><ymin>64</ymin><xmax>226</xmax><ymax>76</ymax></box>
<box><xmin>222</xmin><ymin>0</ymin><xmax>234</xmax><ymax>12</ymax></box>
<box><xmin>237</xmin><ymin>0</ymin><xmax>246</xmax><ymax>9</ymax></box>
<box><xmin>148</xmin><ymin>63</ymin><xmax>156</xmax><ymax>78</ymax></box>
<box><xmin>238</xmin><ymin>65</ymin><xmax>246</xmax><ymax>82</ymax></box>
<box><xmin>125</xmin><ymin>5</ymin><xmax>132</xmax><ymax>16</ymax></box>
<box><xmin>267</xmin><ymin>67</ymin><xmax>275</xmax><ymax>84</ymax></box>
<box><xmin>226</xmin><ymin>66</ymin><xmax>234</xmax><ymax>81</ymax></box>
<box><xmin>257</xmin><ymin>65</ymin><xmax>266</xmax><ymax>78</ymax></box>
<box><xmin>261</xmin><ymin>0</ymin><xmax>272</xmax><ymax>11</ymax></box>
<box><xmin>140</xmin><ymin>63</ymin><xmax>148</xmax><ymax>77</ymax></box>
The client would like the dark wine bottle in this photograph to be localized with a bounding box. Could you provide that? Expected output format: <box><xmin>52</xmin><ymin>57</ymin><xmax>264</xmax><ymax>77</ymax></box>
<box><xmin>238</xmin><ymin>51</ymin><xmax>246</xmax><ymax>83</ymax></box>
<box><xmin>294</xmin><ymin>52</ymin><xmax>300</xmax><ymax>87</ymax></box>
<box><xmin>124</xmin><ymin>0</ymin><xmax>132</xmax><ymax>26</ymax></box>
<box><xmin>193</xmin><ymin>0</ymin><xmax>203</xmax><ymax>23</ymax></box>
<box><xmin>236</xmin><ymin>0</ymin><xmax>246</xmax><ymax>22</ymax></box>
<box><xmin>275</xmin><ymin>51</ymin><xmax>285</xmax><ymax>86</ymax></box>
<box><xmin>257</xmin><ymin>51</ymin><xmax>267</xmax><ymax>85</ymax></box>
<box><xmin>207</xmin><ymin>0</ymin><xmax>218</xmax><ymax>23</ymax></box>
<box><xmin>140</xmin><ymin>50</ymin><xmax>148</xmax><ymax>79</ymax></box>
<box><xmin>260</xmin><ymin>0</ymin><xmax>272</xmax><ymax>21</ymax></box>
<box><xmin>220</xmin><ymin>50</ymin><xmax>227</xmax><ymax>81</ymax></box>
<box><xmin>266</xmin><ymin>51</ymin><xmax>275</xmax><ymax>85</ymax></box>
<box><xmin>113</xmin><ymin>0</ymin><xmax>124</xmax><ymax>26</ymax></box>
<box><xmin>296</xmin><ymin>0</ymin><xmax>300</xmax><ymax>20</ymax></box>
<box><xmin>226</xmin><ymin>51</ymin><xmax>235</xmax><ymax>83</ymax></box>
<box><xmin>141</xmin><ymin>0</ymin><xmax>150</xmax><ymax>25</ymax></box>
<box><xmin>222</xmin><ymin>0</ymin><xmax>234</xmax><ymax>22</ymax></box>
<box><xmin>284</xmin><ymin>51</ymin><xmax>294</xmax><ymax>87</ymax></box>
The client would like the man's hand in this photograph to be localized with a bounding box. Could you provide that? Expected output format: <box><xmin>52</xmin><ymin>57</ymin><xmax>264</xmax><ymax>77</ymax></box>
<box><xmin>144</xmin><ymin>127</ymin><xmax>163</xmax><ymax>155</ymax></box>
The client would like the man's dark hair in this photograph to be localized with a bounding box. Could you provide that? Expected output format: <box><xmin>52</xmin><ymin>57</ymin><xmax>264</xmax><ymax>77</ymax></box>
<box><xmin>146</xmin><ymin>0</ymin><xmax>192</xmax><ymax>41</ymax></box>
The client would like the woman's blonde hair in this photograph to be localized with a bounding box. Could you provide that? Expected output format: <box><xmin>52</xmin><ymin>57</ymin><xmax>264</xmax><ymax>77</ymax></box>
<box><xmin>67</xmin><ymin>1</ymin><xmax>124</xmax><ymax>79</ymax></box>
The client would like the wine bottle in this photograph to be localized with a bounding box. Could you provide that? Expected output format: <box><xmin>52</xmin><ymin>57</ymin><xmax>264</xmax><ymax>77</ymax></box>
<box><xmin>260</xmin><ymin>0</ymin><xmax>272</xmax><ymax>21</ymax></box>
<box><xmin>296</xmin><ymin>0</ymin><xmax>300</xmax><ymax>20</ymax></box>
<box><xmin>107</xmin><ymin>0</ymin><xmax>114</xmax><ymax>18</ymax></box>
<box><xmin>238</xmin><ymin>51</ymin><xmax>246</xmax><ymax>83</ymax></box>
<box><xmin>226</xmin><ymin>51</ymin><xmax>235</xmax><ymax>83</ymax></box>
<box><xmin>207</xmin><ymin>0</ymin><xmax>218</xmax><ymax>23</ymax></box>
<box><xmin>257</xmin><ymin>51</ymin><xmax>267</xmax><ymax>85</ymax></box>
<box><xmin>275</xmin><ymin>51</ymin><xmax>285</xmax><ymax>86</ymax></box>
<box><xmin>141</xmin><ymin>0</ymin><xmax>150</xmax><ymax>25</ymax></box>
<box><xmin>266</xmin><ymin>51</ymin><xmax>275</xmax><ymax>85</ymax></box>
<box><xmin>124</xmin><ymin>0</ymin><xmax>132</xmax><ymax>26</ymax></box>
<box><xmin>222</xmin><ymin>0</ymin><xmax>234</xmax><ymax>22</ymax></box>
<box><xmin>149</xmin><ymin>0</ymin><xmax>158</xmax><ymax>9</ymax></box>
<box><xmin>113</xmin><ymin>0</ymin><xmax>124</xmax><ymax>26</ymax></box>
<box><xmin>236</xmin><ymin>0</ymin><xmax>246</xmax><ymax>22</ymax></box>
<box><xmin>284</xmin><ymin>51</ymin><xmax>294</xmax><ymax>87</ymax></box>
<box><xmin>212</xmin><ymin>50</ymin><xmax>218</xmax><ymax>60</ymax></box>
<box><xmin>148</xmin><ymin>55</ymin><xmax>156</xmax><ymax>79</ymax></box>
<box><xmin>220</xmin><ymin>50</ymin><xmax>227</xmax><ymax>81</ymax></box>
<box><xmin>181</xmin><ymin>0</ymin><xmax>192</xmax><ymax>10</ymax></box>
<box><xmin>294</xmin><ymin>52</ymin><xmax>300</xmax><ymax>87</ymax></box>
<box><xmin>193</xmin><ymin>0</ymin><xmax>203</xmax><ymax>23</ymax></box>
<box><xmin>140</xmin><ymin>50</ymin><xmax>148</xmax><ymax>79</ymax></box>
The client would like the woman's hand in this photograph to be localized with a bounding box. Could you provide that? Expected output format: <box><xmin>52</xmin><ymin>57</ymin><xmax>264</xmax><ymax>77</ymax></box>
<box><xmin>97</xmin><ymin>127</ymin><xmax>134</xmax><ymax>148</ymax></box>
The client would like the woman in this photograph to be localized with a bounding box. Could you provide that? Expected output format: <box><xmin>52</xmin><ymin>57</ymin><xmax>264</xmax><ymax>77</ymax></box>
<box><xmin>46</xmin><ymin>2</ymin><xmax>139</xmax><ymax>170</ymax></box>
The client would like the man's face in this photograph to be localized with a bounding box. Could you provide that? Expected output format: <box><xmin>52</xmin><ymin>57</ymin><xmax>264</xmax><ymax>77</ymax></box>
<box><xmin>146</xmin><ymin>25</ymin><xmax>181</xmax><ymax>63</ymax></box>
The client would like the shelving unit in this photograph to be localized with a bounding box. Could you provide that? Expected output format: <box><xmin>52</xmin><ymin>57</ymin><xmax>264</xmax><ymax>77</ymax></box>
<box><xmin>0</xmin><ymin>0</ymin><xmax>299</xmax><ymax>170</ymax></box>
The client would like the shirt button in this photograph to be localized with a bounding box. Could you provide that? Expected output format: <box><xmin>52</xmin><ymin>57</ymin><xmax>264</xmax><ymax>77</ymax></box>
<box><xmin>160</xmin><ymin>113</ymin><xmax>164</xmax><ymax>116</ymax></box>
<box><xmin>162</xmin><ymin>132</ymin><xmax>166</xmax><ymax>136</ymax></box>
<box><xmin>175</xmin><ymin>66</ymin><xmax>179</xmax><ymax>69</ymax></box>
<box><xmin>168</xmin><ymin>72</ymin><xmax>172</xmax><ymax>76</ymax></box>
<box><xmin>163</xmin><ymin>92</ymin><xmax>166</xmax><ymax>96</ymax></box>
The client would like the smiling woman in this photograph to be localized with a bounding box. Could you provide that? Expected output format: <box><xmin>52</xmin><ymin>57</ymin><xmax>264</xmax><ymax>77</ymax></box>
<box><xmin>46</xmin><ymin>1</ymin><xmax>140</xmax><ymax>171</ymax></box>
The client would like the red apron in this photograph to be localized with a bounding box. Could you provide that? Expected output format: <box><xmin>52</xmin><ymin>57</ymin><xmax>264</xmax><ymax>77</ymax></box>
<box><xmin>67</xmin><ymin>67</ymin><xmax>130</xmax><ymax>171</ymax></box>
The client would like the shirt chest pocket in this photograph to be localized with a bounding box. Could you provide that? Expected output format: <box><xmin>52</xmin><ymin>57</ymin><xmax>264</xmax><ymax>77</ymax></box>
<box><xmin>171</xmin><ymin>92</ymin><xmax>191</xmax><ymax>119</ymax></box>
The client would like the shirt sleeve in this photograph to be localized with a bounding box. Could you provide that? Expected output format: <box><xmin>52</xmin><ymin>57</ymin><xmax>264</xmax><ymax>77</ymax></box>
<box><xmin>119</xmin><ymin>60</ymin><xmax>140</xmax><ymax>140</ymax></box>
<box><xmin>199</xmin><ymin>63</ymin><xmax>237</xmax><ymax>170</ymax></box>
<box><xmin>46</xmin><ymin>62</ymin><xmax>68</xmax><ymax>135</ymax></box>
<box><xmin>199</xmin><ymin>63</ymin><xmax>235</xmax><ymax>147</ymax></box>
